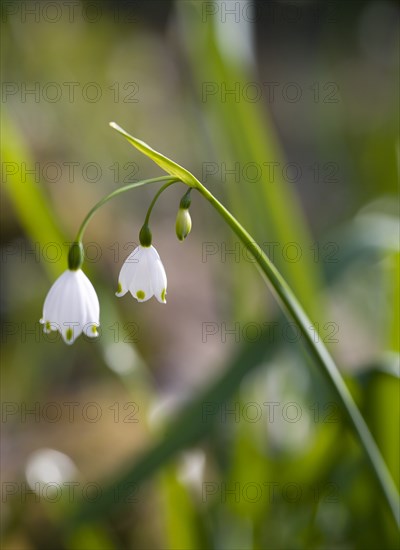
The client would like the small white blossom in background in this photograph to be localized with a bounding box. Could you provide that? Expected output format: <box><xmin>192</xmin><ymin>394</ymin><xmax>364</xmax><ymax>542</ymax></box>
<box><xmin>116</xmin><ymin>245</ymin><xmax>167</xmax><ymax>303</ymax></box>
<box><xmin>25</xmin><ymin>448</ymin><xmax>78</xmax><ymax>493</ymax></box>
<box><xmin>177</xmin><ymin>450</ymin><xmax>206</xmax><ymax>495</ymax></box>
<box><xmin>40</xmin><ymin>269</ymin><xmax>100</xmax><ymax>344</ymax></box>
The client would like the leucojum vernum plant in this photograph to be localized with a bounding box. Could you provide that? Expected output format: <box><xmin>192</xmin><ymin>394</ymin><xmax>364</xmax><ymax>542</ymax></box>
<box><xmin>40</xmin><ymin>122</ymin><xmax>400</xmax><ymax>528</ymax></box>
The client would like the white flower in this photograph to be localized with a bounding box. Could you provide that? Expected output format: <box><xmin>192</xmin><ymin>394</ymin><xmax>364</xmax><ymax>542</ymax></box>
<box><xmin>116</xmin><ymin>245</ymin><xmax>167</xmax><ymax>303</ymax></box>
<box><xmin>40</xmin><ymin>270</ymin><xmax>100</xmax><ymax>345</ymax></box>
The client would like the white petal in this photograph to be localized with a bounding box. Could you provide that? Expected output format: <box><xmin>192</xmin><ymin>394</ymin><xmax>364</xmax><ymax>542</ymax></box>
<box><xmin>116</xmin><ymin>246</ymin><xmax>141</xmax><ymax>297</ymax></box>
<box><xmin>56</xmin><ymin>273</ymin><xmax>86</xmax><ymax>344</ymax></box>
<box><xmin>83</xmin><ymin>323</ymin><xmax>100</xmax><ymax>338</ymax></box>
<box><xmin>129</xmin><ymin>247</ymin><xmax>153</xmax><ymax>302</ymax></box>
<box><xmin>78</xmin><ymin>270</ymin><xmax>100</xmax><ymax>323</ymax></box>
<box><xmin>147</xmin><ymin>245</ymin><xmax>162</xmax><ymax>262</ymax></box>
<box><xmin>148</xmin><ymin>251</ymin><xmax>167</xmax><ymax>303</ymax></box>
<box><xmin>42</xmin><ymin>270</ymin><xmax>71</xmax><ymax>324</ymax></box>
<box><xmin>77</xmin><ymin>270</ymin><xmax>100</xmax><ymax>338</ymax></box>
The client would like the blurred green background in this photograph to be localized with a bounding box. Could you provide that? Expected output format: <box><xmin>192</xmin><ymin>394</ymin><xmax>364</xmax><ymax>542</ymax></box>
<box><xmin>1</xmin><ymin>1</ymin><xmax>399</xmax><ymax>548</ymax></box>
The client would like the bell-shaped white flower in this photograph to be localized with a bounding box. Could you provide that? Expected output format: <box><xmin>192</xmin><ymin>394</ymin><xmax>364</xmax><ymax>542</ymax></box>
<box><xmin>40</xmin><ymin>269</ymin><xmax>100</xmax><ymax>345</ymax></box>
<box><xmin>116</xmin><ymin>245</ymin><xmax>167</xmax><ymax>303</ymax></box>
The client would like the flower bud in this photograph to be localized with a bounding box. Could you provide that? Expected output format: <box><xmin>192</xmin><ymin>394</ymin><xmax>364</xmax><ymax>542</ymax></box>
<box><xmin>175</xmin><ymin>208</ymin><xmax>192</xmax><ymax>241</ymax></box>
<box><xmin>68</xmin><ymin>241</ymin><xmax>84</xmax><ymax>270</ymax></box>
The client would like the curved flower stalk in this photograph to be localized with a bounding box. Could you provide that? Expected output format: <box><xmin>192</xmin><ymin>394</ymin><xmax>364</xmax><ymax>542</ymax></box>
<box><xmin>40</xmin><ymin>177</ymin><xmax>176</xmax><ymax>345</ymax></box>
<box><xmin>40</xmin><ymin>268</ymin><xmax>99</xmax><ymax>345</ymax></box>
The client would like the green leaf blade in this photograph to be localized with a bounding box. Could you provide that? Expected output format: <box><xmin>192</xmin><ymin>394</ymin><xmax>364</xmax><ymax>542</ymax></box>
<box><xmin>109</xmin><ymin>122</ymin><xmax>199</xmax><ymax>188</ymax></box>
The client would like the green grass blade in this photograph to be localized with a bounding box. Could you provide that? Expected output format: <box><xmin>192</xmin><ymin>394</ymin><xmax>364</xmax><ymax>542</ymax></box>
<box><xmin>2</xmin><ymin>111</ymin><xmax>66</xmax><ymax>279</ymax></box>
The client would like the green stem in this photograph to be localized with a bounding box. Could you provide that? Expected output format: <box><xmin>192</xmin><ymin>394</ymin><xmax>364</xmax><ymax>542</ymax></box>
<box><xmin>143</xmin><ymin>180</ymin><xmax>178</xmax><ymax>226</ymax></box>
<box><xmin>74</xmin><ymin>176</ymin><xmax>178</xmax><ymax>243</ymax></box>
<box><xmin>193</xmin><ymin>179</ymin><xmax>400</xmax><ymax>527</ymax></box>
<box><xmin>107</xmin><ymin>122</ymin><xmax>398</xmax><ymax>525</ymax></box>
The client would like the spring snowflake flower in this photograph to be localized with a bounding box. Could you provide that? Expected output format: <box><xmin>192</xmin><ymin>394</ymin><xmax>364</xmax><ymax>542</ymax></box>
<box><xmin>40</xmin><ymin>269</ymin><xmax>100</xmax><ymax>344</ymax></box>
<box><xmin>116</xmin><ymin>245</ymin><xmax>167</xmax><ymax>303</ymax></box>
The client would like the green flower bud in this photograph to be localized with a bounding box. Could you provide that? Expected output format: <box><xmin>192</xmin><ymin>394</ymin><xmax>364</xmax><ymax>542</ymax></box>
<box><xmin>68</xmin><ymin>241</ymin><xmax>84</xmax><ymax>270</ymax></box>
<box><xmin>139</xmin><ymin>224</ymin><xmax>152</xmax><ymax>247</ymax></box>
<box><xmin>175</xmin><ymin>208</ymin><xmax>192</xmax><ymax>241</ymax></box>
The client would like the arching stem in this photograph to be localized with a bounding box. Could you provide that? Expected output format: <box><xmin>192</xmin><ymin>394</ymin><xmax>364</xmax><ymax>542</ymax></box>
<box><xmin>74</xmin><ymin>176</ymin><xmax>179</xmax><ymax>243</ymax></box>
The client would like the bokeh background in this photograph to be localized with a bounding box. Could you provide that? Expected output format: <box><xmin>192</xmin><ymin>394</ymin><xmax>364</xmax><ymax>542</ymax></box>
<box><xmin>1</xmin><ymin>0</ymin><xmax>399</xmax><ymax>548</ymax></box>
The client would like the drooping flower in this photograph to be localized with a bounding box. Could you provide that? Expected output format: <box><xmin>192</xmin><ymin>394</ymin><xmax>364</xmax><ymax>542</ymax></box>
<box><xmin>40</xmin><ymin>269</ymin><xmax>100</xmax><ymax>344</ymax></box>
<box><xmin>116</xmin><ymin>245</ymin><xmax>167</xmax><ymax>303</ymax></box>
